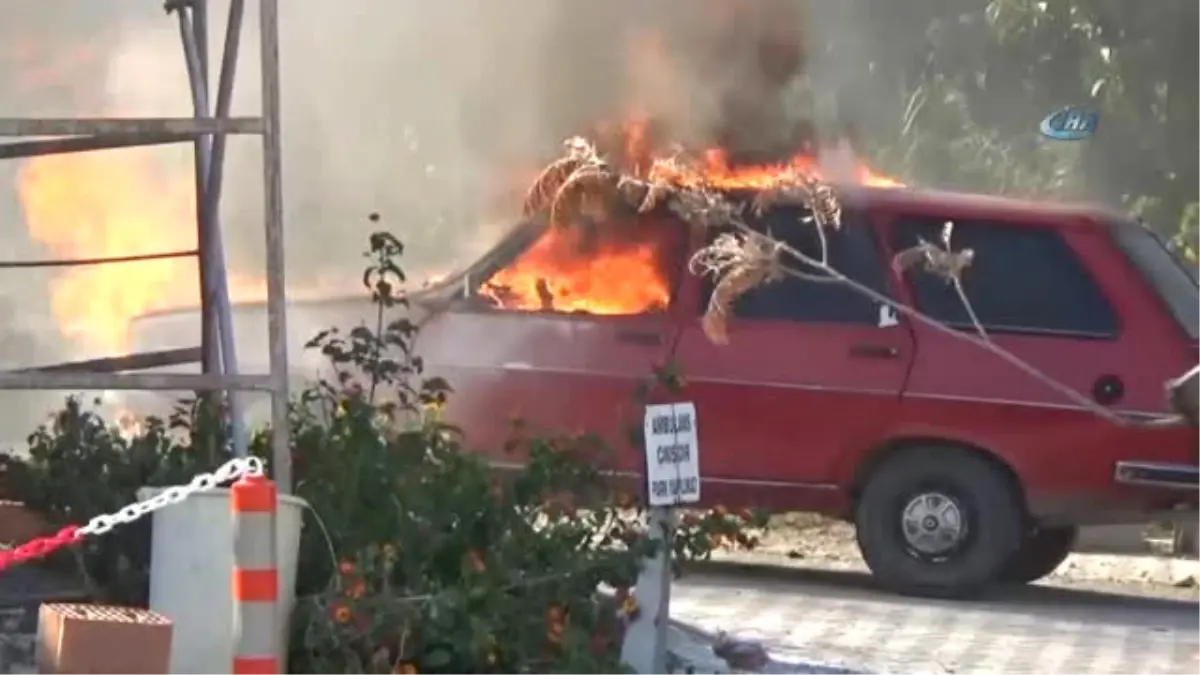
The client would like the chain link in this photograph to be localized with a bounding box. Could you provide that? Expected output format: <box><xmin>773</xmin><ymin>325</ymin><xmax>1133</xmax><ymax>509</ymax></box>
<box><xmin>76</xmin><ymin>456</ymin><xmax>265</xmax><ymax>538</ymax></box>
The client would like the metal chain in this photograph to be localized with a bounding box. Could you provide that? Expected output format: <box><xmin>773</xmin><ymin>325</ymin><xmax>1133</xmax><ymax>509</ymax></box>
<box><xmin>75</xmin><ymin>456</ymin><xmax>264</xmax><ymax>538</ymax></box>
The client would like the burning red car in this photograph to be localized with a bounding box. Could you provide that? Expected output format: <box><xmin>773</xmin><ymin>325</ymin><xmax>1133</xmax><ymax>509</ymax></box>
<box><xmin>125</xmin><ymin>176</ymin><xmax>1197</xmax><ymax>598</ymax></box>
<box><xmin>415</xmin><ymin>181</ymin><xmax>1200</xmax><ymax>598</ymax></box>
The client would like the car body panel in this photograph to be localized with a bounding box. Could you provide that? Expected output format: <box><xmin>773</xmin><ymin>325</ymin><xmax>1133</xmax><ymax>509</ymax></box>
<box><xmin>117</xmin><ymin>186</ymin><xmax>1198</xmax><ymax>523</ymax></box>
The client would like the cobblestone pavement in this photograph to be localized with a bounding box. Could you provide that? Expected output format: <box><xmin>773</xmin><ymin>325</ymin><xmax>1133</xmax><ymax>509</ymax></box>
<box><xmin>671</xmin><ymin>567</ymin><xmax>1199</xmax><ymax>674</ymax></box>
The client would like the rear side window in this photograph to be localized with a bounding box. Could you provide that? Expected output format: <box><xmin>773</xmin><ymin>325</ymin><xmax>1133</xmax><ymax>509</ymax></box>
<box><xmin>891</xmin><ymin>218</ymin><xmax>1118</xmax><ymax>338</ymax></box>
<box><xmin>1108</xmin><ymin>220</ymin><xmax>1199</xmax><ymax>340</ymax></box>
<box><xmin>700</xmin><ymin>207</ymin><xmax>889</xmax><ymax>325</ymax></box>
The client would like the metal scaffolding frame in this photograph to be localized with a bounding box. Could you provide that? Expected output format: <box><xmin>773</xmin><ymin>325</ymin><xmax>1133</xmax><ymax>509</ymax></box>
<box><xmin>0</xmin><ymin>0</ymin><xmax>292</xmax><ymax>493</ymax></box>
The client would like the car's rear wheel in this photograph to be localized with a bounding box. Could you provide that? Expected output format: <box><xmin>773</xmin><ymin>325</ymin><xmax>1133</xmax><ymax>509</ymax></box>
<box><xmin>999</xmin><ymin>525</ymin><xmax>1077</xmax><ymax>584</ymax></box>
<box><xmin>855</xmin><ymin>447</ymin><xmax>1023</xmax><ymax>599</ymax></box>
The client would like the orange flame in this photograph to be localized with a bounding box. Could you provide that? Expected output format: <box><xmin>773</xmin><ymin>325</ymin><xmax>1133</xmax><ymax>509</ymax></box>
<box><xmin>653</xmin><ymin>147</ymin><xmax>906</xmax><ymax>190</ymax></box>
<box><xmin>15</xmin><ymin>149</ymin><xmax>294</xmax><ymax>354</ymax></box>
<box><xmin>16</xmin><ymin>149</ymin><xmax>201</xmax><ymax>352</ymax></box>
<box><xmin>479</xmin><ymin>125</ymin><xmax>904</xmax><ymax>315</ymax></box>
<box><xmin>482</xmin><ymin>221</ymin><xmax>676</xmax><ymax>315</ymax></box>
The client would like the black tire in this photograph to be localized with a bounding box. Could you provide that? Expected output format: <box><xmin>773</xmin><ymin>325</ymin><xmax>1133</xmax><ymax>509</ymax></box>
<box><xmin>854</xmin><ymin>447</ymin><xmax>1023</xmax><ymax>599</ymax></box>
<box><xmin>999</xmin><ymin>526</ymin><xmax>1077</xmax><ymax>584</ymax></box>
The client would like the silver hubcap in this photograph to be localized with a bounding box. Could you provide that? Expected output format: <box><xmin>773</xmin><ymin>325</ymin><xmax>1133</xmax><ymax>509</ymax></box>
<box><xmin>901</xmin><ymin>492</ymin><xmax>965</xmax><ymax>555</ymax></box>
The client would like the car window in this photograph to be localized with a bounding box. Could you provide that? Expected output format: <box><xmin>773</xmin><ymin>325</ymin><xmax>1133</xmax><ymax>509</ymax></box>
<box><xmin>699</xmin><ymin>207</ymin><xmax>890</xmax><ymax>325</ymax></box>
<box><xmin>478</xmin><ymin>215</ymin><xmax>689</xmax><ymax>315</ymax></box>
<box><xmin>891</xmin><ymin>217</ymin><xmax>1118</xmax><ymax>338</ymax></box>
<box><xmin>1108</xmin><ymin>219</ymin><xmax>1199</xmax><ymax>340</ymax></box>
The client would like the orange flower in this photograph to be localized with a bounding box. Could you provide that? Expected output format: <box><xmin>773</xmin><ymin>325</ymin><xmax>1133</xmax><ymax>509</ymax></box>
<box><xmin>546</xmin><ymin>603</ymin><xmax>564</xmax><ymax>622</ymax></box>
<box><xmin>616</xmin><ymin>492</ymin><xmax>634</xmax><ymax>509</ymax></box>
<box><xmin>393</xmin><ymin>663</ymin><xmax>418</xmax><ymax>674</ymax></box>
<box><xmin>681</xmin><ymin>513</ymin><xmax>700</xmax><ymax>527</ymax></box>
<box><xmin>467</xmin><ymin>549</ymin><xmax>486</xmax><ymax>573</ymax></box>
<box><xmin>739</xmin><ymin>508</ymin><xmax>755</xmax><ymax>521</ymax></box>
<box><xmin>331</xmin><ymin>603</ymin><xmax>351</xmax><ymax>624</ymax></box>
<box><xmin>338</xmin><ymin>560</ymin><xmax>355</xmax><ymax>576</ymax></box>
<box><xmin>713</xmin><ymin>504</ymin><xmax>728</xmax><ymax>518</ymax></box>
<box><xmin>348</xmin><ymin>580</ymin><xmax>367</xmax><ymax>599</ymax></box>
<box><xmin>547</xmin><ymin>620</ymin><xmax>565</xmax><ymax>644</ymax></box>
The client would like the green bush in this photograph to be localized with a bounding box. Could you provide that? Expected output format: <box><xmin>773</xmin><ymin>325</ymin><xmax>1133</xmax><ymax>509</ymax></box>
<box><xmin>3</xmin><ymin>228</ymin><xmax>768</xmax><ymax>674</ymax></box>
<box><xmin>0</xmin><ymin>396</ymin><xmax>233</xmax><ymax>604</ymax></box>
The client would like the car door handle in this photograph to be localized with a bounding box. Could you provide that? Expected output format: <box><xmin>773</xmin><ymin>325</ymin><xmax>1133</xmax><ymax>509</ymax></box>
<box><xmin>616</xmin><ymin>330</ymin><xmax>663</xmax><ymax>347</ymax></box>
<box><xmin>849</xmin><ymin>343</ymin><xmax>900</xmax><ymax>360</ymax></box>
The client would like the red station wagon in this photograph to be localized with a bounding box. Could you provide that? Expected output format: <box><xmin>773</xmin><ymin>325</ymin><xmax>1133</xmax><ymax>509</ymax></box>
<box><xmin>414</xmin><ymin>185</ymin><xmax>1198</xmax><ymax>597</ymax></box>
<box><xmin>127</xmin><ymin>185</ymin><xmax>1199</xmax><ymax>598</ymax></box>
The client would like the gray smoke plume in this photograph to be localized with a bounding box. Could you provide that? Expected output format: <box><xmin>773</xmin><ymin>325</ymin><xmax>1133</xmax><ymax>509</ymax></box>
<box><xmin>0</xmin><ymin>0</ymin><xmax>819</xmax><ymax>438</ymax></box>
<box><xmin>5</xmin><ymin>0</ymin><xmax>818</xmax><ymax>295</ymax></box>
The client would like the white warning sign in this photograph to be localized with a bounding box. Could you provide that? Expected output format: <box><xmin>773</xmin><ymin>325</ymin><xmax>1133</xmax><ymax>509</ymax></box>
<box><xmin>643</xmin><ymin>402</ymin><xmax>700</xmax><ymax>507</ymax></box>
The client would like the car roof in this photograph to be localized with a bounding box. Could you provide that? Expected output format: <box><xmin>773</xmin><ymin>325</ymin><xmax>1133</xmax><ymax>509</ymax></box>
<box><xmin>134</xmin><ymin>187</ymin><xmax>1129</xmax><ymax>322</ymax></box>
<box><xmin>839</xmin><ymin>185</ymin><xmax>1121</xmax><ymax>229</ymax></box>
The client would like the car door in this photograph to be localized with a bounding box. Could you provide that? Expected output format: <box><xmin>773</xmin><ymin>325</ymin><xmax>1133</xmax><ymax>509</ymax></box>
<box><xmin>881</xmin><ymin>213</ymin><xmax>1174</xmax><ymax>491</ymax></box>
<box><xmin>674</xmin><ymin>205</ymin><xmax>916</xmax><ymax>508</ymax></box>
<box><xmin>422</xmin><ymin>215</ymin><xmax>690</xmax><ymax>470</ymax></box>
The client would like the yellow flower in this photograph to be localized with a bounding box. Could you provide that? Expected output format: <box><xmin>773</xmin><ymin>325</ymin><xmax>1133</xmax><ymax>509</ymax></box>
<box><xmin>620</xmin><ymin>595</ymin><xmax>638</xmax><ymax>617</ymax></box>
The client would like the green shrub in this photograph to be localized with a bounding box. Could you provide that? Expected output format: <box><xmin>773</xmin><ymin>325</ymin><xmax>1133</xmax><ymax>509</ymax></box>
<box><xmin>0</xmin><ymin>396</ymin><xmax>233</xmax><ymax>604</ymax></box>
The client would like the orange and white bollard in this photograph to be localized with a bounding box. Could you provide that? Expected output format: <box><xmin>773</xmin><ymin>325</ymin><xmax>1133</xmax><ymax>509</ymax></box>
<box><xmin>231</xmin><ymin>473</ymin><xmax>279</xmax><ymax>674</ymax></box>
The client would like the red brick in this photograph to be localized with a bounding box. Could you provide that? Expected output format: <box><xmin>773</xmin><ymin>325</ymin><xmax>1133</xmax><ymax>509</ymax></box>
<box><xmin>37</xmin><ymin>603</ymin><xmax>172</xmax><ymax>674</ymax></box>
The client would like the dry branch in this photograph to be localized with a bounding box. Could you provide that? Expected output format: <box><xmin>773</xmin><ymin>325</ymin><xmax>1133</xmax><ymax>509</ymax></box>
<box><xmin>688</xmin><ymin>232</ymin><xmax>784</xmax><ymax>344</ymax></box>
<box><xmin>523</xmin><ymin>136</ymin><xmax>835</xmax><ymax>341</ymax></box>
<box><xmin>892</xmin><ymin>221</ymin><xmax>975</xmax><ymax>284</ymax></box>
<box><xmin>517</xmin><ymin>135</ymin><xmax>1129</xmax><ymax>427</ymax></box>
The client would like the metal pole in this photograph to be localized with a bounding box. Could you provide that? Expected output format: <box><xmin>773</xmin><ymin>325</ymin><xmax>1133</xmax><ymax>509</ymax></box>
<box><xmin>193</xmin><ymin>0</ymin><xmax>210</xmax><ymax>87</ymax></box>
<box><xmin>0</xmin><ymin>133</ymin><xmax>194</xmax><ymax>160</ymax></box>
<box><xmin>176</xmin><ymin>4</ymin><xmax>223</xmax><ymax>463</ymax></box>
<box><xmin>620</xmin><ymin>507</ymin><xmax>674</xmax><ymax>674</ymax></box>
<box><xmin>176</xmin><ymin>5</ymin><xmax>250</xmax><ymax>457</ymax></box>
<box><xmin>259</xmin><ymin>0</ymin><xmax>292</xmax><ymax>493</ymax></box>
<box><xmin>20</xmin><ymin>347</ymin><xmax>203</xmax><ymax>374</ymax></box>
<box><xmin>0</xmin><ymin>117</ymin><xmax>263</xmax><ymax>136</ymax></box>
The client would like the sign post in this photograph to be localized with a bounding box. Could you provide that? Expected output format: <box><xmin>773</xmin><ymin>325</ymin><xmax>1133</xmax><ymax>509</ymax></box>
<box><xmin>621</xmin><ymin>402</ymin><xmax>701</xmax><ymax>674</ymax></box>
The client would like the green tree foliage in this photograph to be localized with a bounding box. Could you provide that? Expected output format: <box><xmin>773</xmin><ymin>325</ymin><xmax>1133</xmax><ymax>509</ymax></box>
<box><xmin>810</xmin><ymin>0</ymin><xmax>1196</xmax><ymax>248</ymax></box>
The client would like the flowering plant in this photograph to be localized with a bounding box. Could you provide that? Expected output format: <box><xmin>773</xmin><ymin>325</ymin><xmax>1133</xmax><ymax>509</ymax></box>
<box><xmin>283</xmin><ymin>227</ymin><xmax>768</xmax><ymax>673</ymax></box>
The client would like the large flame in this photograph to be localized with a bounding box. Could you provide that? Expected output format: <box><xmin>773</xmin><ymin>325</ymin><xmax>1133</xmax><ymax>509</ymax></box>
<box><xmin>13</xmin><ymin>6</ymin><xmax>905</xmax><ymax>352</ymax></box>
<box><xmin>653</xmin><ymin>146</ymin><xmax>906</xmax><ymax>191</ymax></box>
<box><xmin>17</xmin><ymin>149</ymin><xmax>204</xmax><ymax>352</ymax></box>
<box><xmin>15</xmin><ymin>149</ymin><xmax>349</xmax><ymax>353</ymax></box>
<box><xmin>478</xmin><ymin>124</ymin><xmax>904</xmax><ymax>315</ymax></box>
<box><xmin>482</xmin><ymin>219</ymin><xmax>677</xmax><ymax>315</ymax></box>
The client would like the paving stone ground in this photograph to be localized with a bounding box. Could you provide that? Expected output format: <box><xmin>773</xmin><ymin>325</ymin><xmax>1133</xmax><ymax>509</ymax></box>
<box><xmin>671</xmin><ymin>567</ymin><xmax>1199</xmax><ymax>674</ymax></box>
